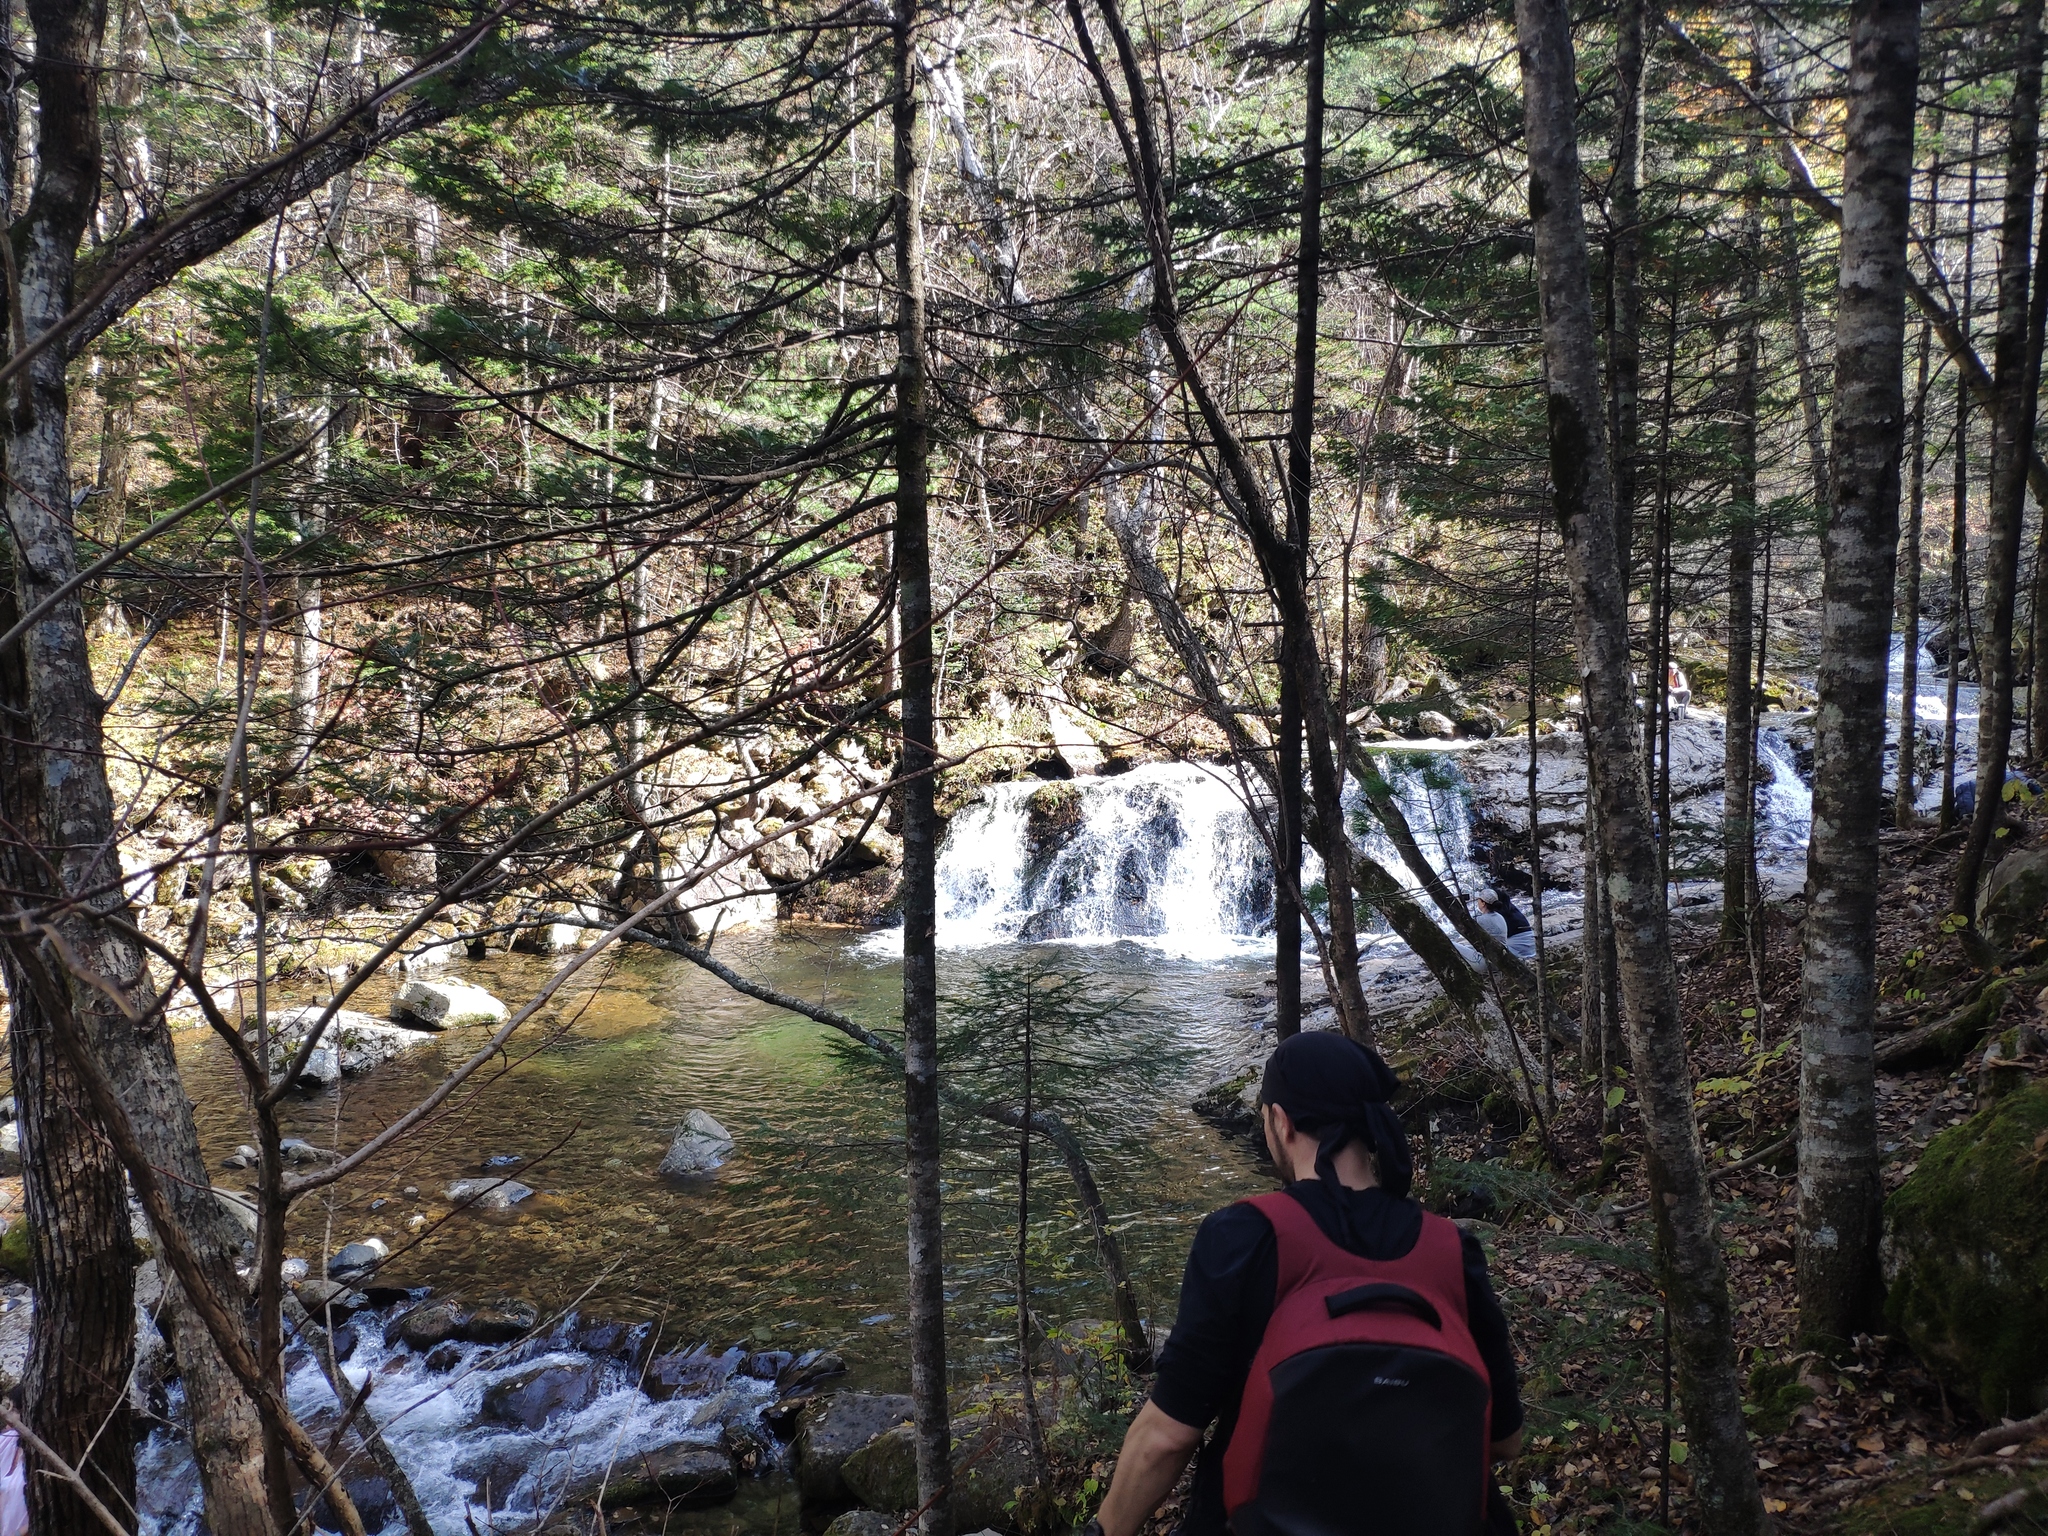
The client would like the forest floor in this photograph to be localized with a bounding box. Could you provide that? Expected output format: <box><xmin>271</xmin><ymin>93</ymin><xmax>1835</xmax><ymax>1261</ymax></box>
<box><xmin>1089</xmin><ymin>809</ymin><xmax>2048</xmax><ymax>1536</ymax></box>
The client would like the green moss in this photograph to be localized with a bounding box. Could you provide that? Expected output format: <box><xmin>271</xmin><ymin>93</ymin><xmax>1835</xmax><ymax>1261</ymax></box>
<box><xmin>1743</xmin><ymin>1358</ymin><xmax>1816</xmax><ymax>1436</ymax></box>
<box><xmin>1884</xmin><ymin>1081</ymin><xmax>2048</xmax><ymax>1420</ymax></box>
<box><xmin>0</xmin><ymin>1219</ymin><xmax>31</xmax><ymax>1281</ymax></box>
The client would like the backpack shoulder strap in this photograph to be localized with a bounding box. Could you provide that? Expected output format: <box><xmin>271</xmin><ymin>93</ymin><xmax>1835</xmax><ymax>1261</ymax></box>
<box><xmin>1242</xmin><ymin>1189</ymin><xmax>1337</xmax><ymax>1294</ymax></box>
<box><xmin>1412</xmin><ymin>1213</ymin><xmax>1474</xmax><ymax>1327</ymax></box>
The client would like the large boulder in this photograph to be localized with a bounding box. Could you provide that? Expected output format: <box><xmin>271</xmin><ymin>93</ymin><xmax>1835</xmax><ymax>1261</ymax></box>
<box><xmin>790</xmin><ymin>1393</ymin><xmax>914</xmax><ymax>1504</ymax></box>
<box><xmin>387</xmin><ymin>1298</ymin><xmax>469</xmax><ymax>1351</ymax></box>
<box><xmin>660</xmin><ymin>1110</ymin><xmax>734</xmax><ymax>1177</ymax></box>
<box><xmin>564</xmin><ymin>1444</ymin><xmax>737</xmax><ymax>1511</ymax></box>
<box><xmin>645</xmin><ymin>1345</ymin><xmax>745</xmax><ymax>1401</ymax></box>
<box><xmin>840</xmin><ymin>1404</ymin><xmax>1038</xmax><ymax>1532</ymax></box>
<box><xmin>328</xmin><ymin>1239</ymin><xmax>388</xmax><ymax>1282</ymax></box>
<box><xmin>371</xmin><ymin>846</ymin><xmax>438</xmax><ymax>889</ymax></box>
<box><xmin>1884</xmin><ymin>1079</ymin><xmax>2048</xmax><ymax>1419</ymax></box>
<box><xmin>482</xmin><ymin>1361</ymin><xmax>601</xmax><ymax>1430</ymax></box>
<box><xmin>269</xmin><ymin>1005</ymin><xmax>443</xmax><ymax>1088</ymax></box>
<box><xmin>1978</xmin><ymin>846</ymin><xmax>2048</xmax><ymax>953</ymax></box>
<box><xmin>0</xmin><ymin>1123</ymin><xmax>17</xmax><ymax>1177</ymax></box>
<box><xmin>392</xmin><ymin>977</ymin><xmax>508</xmax><ymax>1029</ymax></box>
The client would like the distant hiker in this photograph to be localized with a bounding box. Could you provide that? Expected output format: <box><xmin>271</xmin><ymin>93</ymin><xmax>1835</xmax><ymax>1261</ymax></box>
<box><xmin>1082</xmin><ymin>1032</ymin><xmax>1524</xmax><ymax>1536</ymax></box>
<box><xmin>1666</xmin><ymin>661</ymin><xmax>1691</xmax><ymax>720</ymax></box>
<box><xmin>1475</xmin><ymin>887</ymin><xmax>1538</xmax><ymax>963</ymax></box>
<box><xmin>1955</xmin><ymin>769</ymin><xmax>2043</xmax><ymax>820</ymax></box>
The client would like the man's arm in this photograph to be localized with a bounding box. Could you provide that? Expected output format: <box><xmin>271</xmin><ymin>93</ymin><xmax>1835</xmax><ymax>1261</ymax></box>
<box><xmin>1492</xmin><ymin>1428</ymin><xmax>1524</xmax><ymax>1462</ymax></box>
<box><xmin>1093</xmin><ymin>1401</ymin><xmax>1204</xmax><ymax>1536</ymax></box>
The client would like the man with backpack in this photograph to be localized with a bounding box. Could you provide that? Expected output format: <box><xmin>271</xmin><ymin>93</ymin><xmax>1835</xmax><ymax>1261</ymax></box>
<box><xmin>1083</xmin><ymin>1032</ymin><xmax>1524</xmax><ymax>1536</ymax></box>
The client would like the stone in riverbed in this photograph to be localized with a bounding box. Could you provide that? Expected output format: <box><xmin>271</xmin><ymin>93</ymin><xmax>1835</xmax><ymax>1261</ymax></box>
<box><xmin>463</xmin><ymin>1295</ymin><xmax>540</xmax><ymax>1343</ymax></box>
<box><xmin>0</xmin><ymin>1123</ymin><xmax>18</xmax><ymax>1177</ymax></box>
<box><xmin>387</xmin><ymin>1298</ymin><xmax>469</xmax><ymax>1351</ymax></box>
<box><xmin>269</xmin><ymin>1005</ymin><xmax>437</xmax><ymax>1088</ymax></box>
<box><xmin>776</xmin><ymin>1348</ymin><xmax>848</xmax><ymax>1394</ymax></box>
<box><xmin>790</xmin><ymin>1392</ymin><xmax>915</xmax><ymax>1504</ymax></box>
<box><xmin>297</xmin><ymin>1279</ymin><xmax>371</xmax><ymax>1319</ymax></box>
<box><xmin>447</xmin><ymin>1177</ymin><xmax>534</xmax><ymax>1210</ymax></box>
<box><xmin>644</xmin><ymin>1345</ymin><xmax>744</xmax><ymax>1400</ymax></box>
<box><xmin>565</xmin><ymin>1444</ymin><xmax>737</xmax><ymax>1511</ymax></box>
<box><xmin>391</xmin><ymin>978</ymin><xmax>509</xmax><ymax>1030</ymax></box>
<box><xmin>660</xmin><ymin>1110</ymin><xmax>734</xmax><ymax>1177</ymax></box>
<box><xmin>327</xmin><ymin>1239</ymin><xmax>388</xmax><ymax>1282</ymax></box>
<box><xmin>482</xmin><ymin>1361</ymin><xmax>601</xmax><ymax>1430</ymax></box>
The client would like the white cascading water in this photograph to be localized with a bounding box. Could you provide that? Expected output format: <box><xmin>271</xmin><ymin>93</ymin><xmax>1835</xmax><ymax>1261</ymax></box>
<box><xmin>1754</xmin><ymin>729</ymin><xmax>1813</xmax><ymax>856</ymax></box>
<box><xmin>1889</xmin><ymin>633</ymin><xmax>1978</xmax><ymax>811</ymax></box>
<box><xmin>139</xmin><ymin>1316</ymin><xmax>774</xmax><ymax>1536</ymax></box>
<box><xmin>922</xmin><ymin>759</ymin><xmax>1481</xmax><ymax>957</ymax></box>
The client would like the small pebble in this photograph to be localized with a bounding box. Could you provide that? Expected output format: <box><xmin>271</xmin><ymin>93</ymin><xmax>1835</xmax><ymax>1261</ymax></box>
<box><xmin>406</xmin><ymin>1213</ymin><xmax>426</xmax><ymax>1232</ymax></box>
<box><xmin>402</xmin><ymin>1186</ymin><xmax>419</xmax><ymax>1200</ymax></box>
<box><xmin>370</xmin><ymin>1197</ymin><xmax>388</xmax><ymax>1211</ymax></box>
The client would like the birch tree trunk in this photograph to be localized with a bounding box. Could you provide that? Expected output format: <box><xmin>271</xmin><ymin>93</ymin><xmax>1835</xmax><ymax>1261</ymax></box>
<box><xmin>1795</xmin><ymin>0</ymin><xmax>1922</xmax><ymax>1352</ymax></box>
<box><xmin>1513</xmin><ymin>1</ymin><xmax>1766</xmax><ymax>1526</ymax></box>
<box><xmin>893</xmin><ymin>10</ymin><xmax>954</xmax><ymax>1532</ymax></box>
<box><xmin>1956</xmin><ymin>0</ymin><xmax>2047</xmax><ymax>912</ymax></box>
<box><xmin>1</xmin><ymin>0</ymin><xmax>276</xmax><ymax>1529</ymax></box>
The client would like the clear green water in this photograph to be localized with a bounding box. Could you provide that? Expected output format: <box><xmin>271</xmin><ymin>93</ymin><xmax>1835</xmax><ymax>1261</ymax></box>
<box><xmin>182</xmin><ymin>929</ymin><xmax>1273</xmax><ymax>1391</ymax></box>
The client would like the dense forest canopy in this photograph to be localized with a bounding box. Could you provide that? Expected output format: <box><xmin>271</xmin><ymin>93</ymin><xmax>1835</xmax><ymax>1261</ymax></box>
<box><xmin>3</xmin><ymin>0</ymin><xmax>2048</xmax><ymax>1531</ymax></box>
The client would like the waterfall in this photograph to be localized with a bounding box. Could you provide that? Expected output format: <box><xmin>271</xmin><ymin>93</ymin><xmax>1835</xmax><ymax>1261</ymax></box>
<box><xmin>911</xmin><ymin>756</ymin><xmax>1488</xmax><ymax>958</ymax></box>
<box><xmin>1755</xmin><ymin>729</ymin><xmax>1812</xmax><ymax>856</ymax></box>
<box><xmin>929</xmin><ymin>764</ymin><xmax>1275</xmax><ymax>956</ymax></box>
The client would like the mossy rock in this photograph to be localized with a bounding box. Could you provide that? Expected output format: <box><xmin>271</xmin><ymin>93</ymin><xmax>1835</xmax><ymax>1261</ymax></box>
<box><xmin>1744</xmin><ymin>1357</ymin><xmax>1816</xmax><ymax>1436</ymax></box>
<box><xmin>1882</xmin><ymin>1080</ymin><xmax>2048</xmax><ymax>1420</ymax></box>
<box><xmin>0</xmin><ymin>1220</ymin><xmax>30</xmax><ymax>1281</ymax></box>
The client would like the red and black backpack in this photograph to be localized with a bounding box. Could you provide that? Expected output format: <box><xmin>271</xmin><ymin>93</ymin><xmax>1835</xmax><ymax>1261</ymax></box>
<box><xmin>1220</xmin><ymin>1191</ymin><xmax>1493</xmax><ymax>1536</ymax></box>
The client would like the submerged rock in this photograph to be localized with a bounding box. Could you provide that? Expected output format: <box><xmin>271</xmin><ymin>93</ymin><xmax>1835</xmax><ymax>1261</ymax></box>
<box><xmin>1884</xmin><ymin>1080</ymin><xmax>2048</xmax><ymax>1419</ymax></box>
<box><xmin>447</xmin><ymin>1177</ymin><xmax>534</xmax><ymax>1211</ymax></box>
<box><xmin>790</xmin><ymin>1392</ymin><xmax>914</xmax><ymax>1504</ymax></box>
<box><xmin>660</xmin><ymin>1110</ymin><xmax>734</xmax><ymax>1177</ymax></box>
<box><xmin>391</xmin><ymin>978</ymin><xmax>509</xmax><ymax>1030</ymax></box>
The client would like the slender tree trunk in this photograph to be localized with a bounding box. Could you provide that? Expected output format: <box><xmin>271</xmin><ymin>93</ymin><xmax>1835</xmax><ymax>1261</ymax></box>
<box><xmin>1722</xmin><ymin>174</ymin><xmax>1762</xmax><ymax>943</ymax></box>
<box><xmin>1069</xmin><ymin>0</ymin><xmax>1372</xmax><ymax>1039</ymax></box>
<box><xmin>1514</xmin><ymin>1</ymin><xmax>1767</xmax><ymax>1527</ymax></box>
<box><xmin>892</xmin><ymin>11</ymin><xmax>954</xmax><ymax>1532</ymax></box>
<box><xmin>1942</xmin><ymin>123</ymin><xmax>1983</xmax><ymax>830</ymax></box>
<box><xmin>1898</xmin><ymin>321</ymin><xmax>1932</xmax><ymax>825</ymax></box>
<box><xmin>5</xmin><ymin>0</ymin><xmax>277</xmax><ymax>1530</ymax></box>
<box><xmin>1276</xmin><ymin>0</ymin><xmax>1325</xmax><ymax>1041</ymax></box>
<box><xmin>1610</xmin><ymin>0</ymin><xmax>1644</xmax><ymax>566</ymax></box>
<box><xmin>1957</xmin><ymin>0</ymin><xmax>2048</xmax><ymax>913</ymax></box>
<box><xmin>1795</xmin><ymin>0</ymin><xmax>1922</xmax><ymax>1353</ymax></box>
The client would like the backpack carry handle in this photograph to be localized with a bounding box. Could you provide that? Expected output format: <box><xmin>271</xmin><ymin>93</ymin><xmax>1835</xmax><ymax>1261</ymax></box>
<box><xmin>1323</xmin><ymin>1282</ymin><xmax>1442</xmax><ymax>1330</ymax></box>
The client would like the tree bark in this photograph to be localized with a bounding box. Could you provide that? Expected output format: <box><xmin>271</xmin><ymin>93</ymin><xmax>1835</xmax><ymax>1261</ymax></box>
<box><xmin>1276</xmin><ymin>0</ymin><xmax>1326</xmax><ymax>1041</ymax></box>
<box><xmin>1722</xmin><ymin>170</ymin><xmax>1762</xmax><ymax>943</ymax></box>
<box><xmin>1957</xmin><ymin>0</ymin><xmax>2048</xmax><ymax>912</ymax></box>
<box><xmin>1795</xmin><ymin>0</ymin><xmax>1922</xmax><ymax>1352</ymax></box>
<box><xmin>1898</xmin><ymin>320</ymin><xmax>1932</xmax><ymax>825</ymax></box>
<box><xmin>1609</xmin><ymin>0</ymin><xmax>1644</xmax><ymax>568</ymax></box>
<box><xmin>1068</xmin><ymin>0</ymin><xmax>1372</xmax><ymax>1039</ymax></box>
<box><xmin>1513</xmin><ymin>1</ymin><xmax>1767</xmax><ymax>1527</ymax></box>
<box><xmin>892</xmin><ymin>10</ymin><xmax>954</xmax><ymax>1532</ymax></box>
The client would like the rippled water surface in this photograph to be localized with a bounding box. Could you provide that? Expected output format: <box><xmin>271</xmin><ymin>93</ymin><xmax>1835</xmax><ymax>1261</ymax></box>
<box><xmin>183</xmin><ymin>932</ymin><xmax>1273</xmax><ymax>1391</ymax></box>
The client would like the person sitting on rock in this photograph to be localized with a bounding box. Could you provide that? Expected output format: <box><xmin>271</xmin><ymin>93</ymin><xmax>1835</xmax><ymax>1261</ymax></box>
<box><xmin>1080</xmin><ymin>1032</ymin><xmax>1524</xmax><ymax>1536</ymax></box>
<box><xmin>1666</xmin><ymin>661</ymin><xmax>1691</xmax><ymax>720</ymax></box>
<box><xmin>1474</xmin><ymin>887</ymin><xmax>1538</xmax><ymax>963</ymax></box>
<box><xmin>1955</xmin><ymin>769</ymin><xmax>2044</xmax><ymax>820</ymax></box>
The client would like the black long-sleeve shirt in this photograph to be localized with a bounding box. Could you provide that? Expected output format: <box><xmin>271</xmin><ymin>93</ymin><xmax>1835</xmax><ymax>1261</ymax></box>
<box><xmin>1148</xmin><ymin>1181</ymin><xmax>1522</xmax><ymax>1536</ymax></box>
